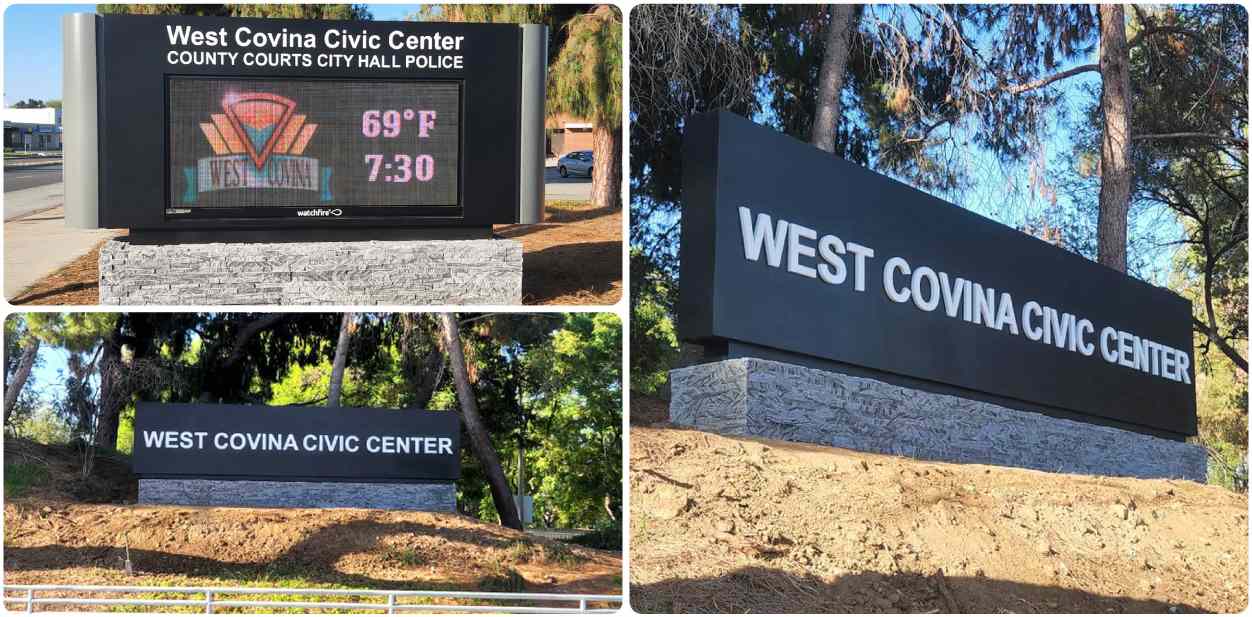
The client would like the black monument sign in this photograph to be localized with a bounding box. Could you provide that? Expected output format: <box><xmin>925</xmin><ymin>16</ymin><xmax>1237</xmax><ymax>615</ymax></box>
<box><xmin>65</xmin><ymin>14</ymin><xmax>546</xmax><ymax>240</ymax></box>
<box><xmin>679</xmin><ymin>111</ymin><xmax>1197</xmax><ymax>439</ymax></box>
<box><xmin>132</xmin><ymin>402</ymin><xmax>461</xmax><ymax>482</ymax></box>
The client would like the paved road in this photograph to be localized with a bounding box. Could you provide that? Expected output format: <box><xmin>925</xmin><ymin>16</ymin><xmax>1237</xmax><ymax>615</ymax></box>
<box><xmin>5</xmin><ymin>163</ymin><xmax>63</xmax><ymax>192</ymax></box>
<box><xmin>544</xmin><ymin>165</ymin><xmax>592</xmax><ymax>202</ymax></box>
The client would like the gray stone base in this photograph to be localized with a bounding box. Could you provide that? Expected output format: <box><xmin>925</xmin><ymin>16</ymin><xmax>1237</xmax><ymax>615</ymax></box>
<box><xmin>670</xmin><ymin>358</ymin><xmax>1207</xmax><ymax>481</ymax></box>
<box><xmin>100</xmin><ymin>238</ymin><xmax>522</xmax><ymax>305</ymax></box>
<box><xmin>138</xmin><ymin>479</ymin><xmax>456</xmax><ymax>511</ymax></box>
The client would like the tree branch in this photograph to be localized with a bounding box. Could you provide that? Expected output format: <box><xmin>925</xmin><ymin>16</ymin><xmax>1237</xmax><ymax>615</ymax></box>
<box><xmin>1134</xmin><ymin>133</ymin><xmax>1249</xmax><ymax>148</ymax></box>
<box><xmin>1003</xmin><ymin>64</ymin><xmax>1099</xmax><ymax>94</ymax></box>
<box><xmin>1192</xmin><ymin>316</ymin><xmax>1248</xmax><ymax>373</ymax></box>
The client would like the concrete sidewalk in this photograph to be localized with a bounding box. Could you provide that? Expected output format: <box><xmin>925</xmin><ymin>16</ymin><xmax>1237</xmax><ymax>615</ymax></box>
<box><xmin>5</xmin><ymin>206</ymin><xmax>120</xmax><ymax>301</ymax></box>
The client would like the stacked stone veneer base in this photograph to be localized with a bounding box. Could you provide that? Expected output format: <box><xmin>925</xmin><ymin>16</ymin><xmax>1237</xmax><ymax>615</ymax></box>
<box><xmin>139</xmin><ymin>479</ymin><xmax>456</xmax><ymax>511</ymax></box>
<box><xmin>670</xmin><ymin>358</ymin><xmax>1206</xmax><ymax>482</ymax></box>
<box><xmin>99</xmin><ymin>239</ymin><xmax>522</xmax><ymax>305</ymax></box>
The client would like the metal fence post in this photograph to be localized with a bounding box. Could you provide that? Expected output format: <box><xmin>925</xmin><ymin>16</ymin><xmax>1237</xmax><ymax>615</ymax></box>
<box><xmin>387</xmin><ymin>593</ymin><xmax>396</xmax><ymax>614</ymax></box>
<box><xmin>579</xmin><ymin>598</ymin><xmax>587</xmax><ymax>613</ymax></box>
<box><xmin>204</xmin><ymin>590</ymin><xmax>213</xmax><ymax>614</ymax></box>
<box><xmin>25</xmin><ymin>588</ymin><xmax>33</xmax><ymax>613</ymax></box>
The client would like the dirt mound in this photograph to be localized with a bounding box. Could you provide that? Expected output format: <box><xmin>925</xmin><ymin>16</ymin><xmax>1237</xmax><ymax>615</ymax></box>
<box><xmin>630</xmin><ymin>423</ymin><xmax>1247</xmax><ymax>613</ymax></box>
<box><xmin>3</xmin><ymin>440</ymin><xmax>619</xmax><ymax>596</ymax></box>
<box><xmin>4</xmin><ymin>501</ymin><xmax>620</xmax><ymax>596</ymax></box>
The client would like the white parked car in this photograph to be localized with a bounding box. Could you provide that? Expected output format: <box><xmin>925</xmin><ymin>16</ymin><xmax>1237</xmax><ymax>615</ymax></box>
<box><xmin>557</xmin><ymin>150</ymin><xmax>594</xmax><ymax>178</ymax></box>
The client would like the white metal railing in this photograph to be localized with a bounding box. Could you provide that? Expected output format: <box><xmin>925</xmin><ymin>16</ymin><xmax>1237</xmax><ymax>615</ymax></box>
<box><xmin>2</xmin><ymin>584</ymin><xmax>622</xmax><ymax>614</ymax></box>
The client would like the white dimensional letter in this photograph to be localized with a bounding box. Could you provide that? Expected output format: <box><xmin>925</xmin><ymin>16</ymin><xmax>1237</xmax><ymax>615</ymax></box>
<box><xmin>995</xmin><ymin>292</ymin><xmax>1018</xmax><ymax>335</ymax></box>
<box><xmin>845</xmin><ymin>243</ymin><xmax>875</xmax><ymax>291</ymax></box>
<box><xmin>738</xmin><ymin>206</ymin><xmax>788</xmax><ymax>267</ymax></box>
<box><xmin>787</xmin><ymin>222</ymin><xmax>818</xmax><ymax>279</ymax></box>
<box><xmin>883</xmin><ymin>256</ymin><xmax>911</xmax><ymax>303</ymax></box>
<box><xmin>1022</xmin><ymin>301</ymin><xmax>1044</xmax><ymax>341</ymax></box>
<box><xmin>1076</xmin><ymin>319</ymin><xmax>1095</xmax><ymax>356</ymax></box>
<box><xmin>910</xmin><ymin>266</ymin><xmax>941</xmax><ymax>312</ymax></box>
<box><xmin>938</xmin><ymin>273</ymin><xmax>967</xmax><ymax>319</ymax></box>
<box><xmin>971</xmin><ymin>283</ymin><xmax>996</xmax><ymax>327</ymax></box>
<box><xmin>1100</xmin><ymin>327</ymin><xmax>1118</xmax><ymax>363</ymax></box>
<box><xmin>816</xmin><ymin>234</ymin><xmax>847</xmax><ymax>285</ymax></box>
<box><xmin>1117</xmin><ymin>331</ymin><xmax>1136</xmax><ymax>368</ymax></box>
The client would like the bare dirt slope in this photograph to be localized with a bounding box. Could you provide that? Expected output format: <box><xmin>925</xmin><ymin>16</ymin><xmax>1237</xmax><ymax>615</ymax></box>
<box><xmin>4</xmin><ymin>502</ymin><xmax>620</xmax><ymax>594</ymax></box>
<box><xmin>630</xmin><ymin>397</ymin><xmax>1247</xmax><ymax>613</ymax></box>
<box><xmin>3</xmin><ymin>439</ymin><xmax>620</xmax><ymax>602</ymax></box>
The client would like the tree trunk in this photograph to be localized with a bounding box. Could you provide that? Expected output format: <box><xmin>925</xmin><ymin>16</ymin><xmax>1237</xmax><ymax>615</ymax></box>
<box><xmin>4</xmin><ymin>339</ymin><xmax>40</xmax><ymax>426</ymax></box>
<box><xmin>811</xmin><ymin>4</ymin><xmax>857</xmax><ymax>152</ymax></box>
<box><xmin>437</xmin><ymin>313</ymin><xmax>523</xmax><ymax>531</ymax></box>
<box><xmin>590</xmin><ymin>124</ymin><xmax>622</xmax><ymax>210</ymax></box>
<box><xmin>1097</xmin><ymin>4</ymin><xmax>1132</xmax><ymax>272</ymax></box>
<box><xmin>327</xmin><ymin>312</ymin><xmax>353</xmax><ymax>407</ymax></box>
<box><xmin>94</xmin><ymin>333</ymin><xmax>124</xmax><ymax>450</ymax></box>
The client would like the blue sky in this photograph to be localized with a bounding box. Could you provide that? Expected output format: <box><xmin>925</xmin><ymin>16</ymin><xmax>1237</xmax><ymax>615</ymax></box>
<box><xmin>3</xmin><ymin>3</ymin><xmax>428</xmax><ymax>106</ymax></box>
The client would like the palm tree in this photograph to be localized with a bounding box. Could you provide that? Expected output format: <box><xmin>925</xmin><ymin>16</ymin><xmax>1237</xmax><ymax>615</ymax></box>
<box><xmin>549</xmin><ymin>6</ymin><xmax>623</xmax><ymax>211</ymax></box>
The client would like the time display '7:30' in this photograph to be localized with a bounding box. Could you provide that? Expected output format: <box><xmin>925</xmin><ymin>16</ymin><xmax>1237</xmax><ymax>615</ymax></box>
<box><xmin>361</xmin><ymin>108</ymin><xmax>440</xmax><ymax>184</ymax></box>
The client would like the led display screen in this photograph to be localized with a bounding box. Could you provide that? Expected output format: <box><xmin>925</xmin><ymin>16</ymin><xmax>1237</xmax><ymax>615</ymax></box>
<box><xmin>167</xmin><ymin>78</ymin><xmax>461</xmax><ymax>214</ymax></box>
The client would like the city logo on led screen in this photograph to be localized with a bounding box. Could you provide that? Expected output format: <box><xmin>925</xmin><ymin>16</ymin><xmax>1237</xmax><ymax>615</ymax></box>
<box><xmin>184</xmin><ymin>91</ymin><xmax>330</xmax><ymax>202</ymax></box>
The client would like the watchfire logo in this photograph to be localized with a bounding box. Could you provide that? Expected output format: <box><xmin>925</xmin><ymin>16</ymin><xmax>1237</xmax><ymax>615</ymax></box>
<box><xmin>180</xmin><ymin>92</ymin><xmax>333</xmax><ymax>204</ymax></box>
<box><xmin>296</xmin><ymin>208</ymin><xmax>344</xmax><ymax>217</ymax></box>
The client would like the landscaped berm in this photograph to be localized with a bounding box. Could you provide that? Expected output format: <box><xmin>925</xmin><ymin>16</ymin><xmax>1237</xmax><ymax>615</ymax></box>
<box><xmin>4</xmin><ymin>438</ymin><xmax>622</xmax><ymax>611</ymax></box>
<box><xmin>629</xmin><ymin>395</ymin><xmax>1248</xmax><ymax>614</ymax></box>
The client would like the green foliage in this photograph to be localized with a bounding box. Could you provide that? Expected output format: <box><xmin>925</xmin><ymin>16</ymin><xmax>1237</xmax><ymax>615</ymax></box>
<box><xmin>116</xmin><ymin>407</ymin><xmax>135</xmax><ymax>454</ymax></box>
<box><xmin>12</xmin><ymin>407</ymin><xmax>72</xmax><ymax>445</ymax></box>
<box><xmin>522</xmin><ymin>313</ymin><xmax>623</xmax><ymax>528</ymax></box>
<box><xmin>1206</xmin><ymin>440</ymin><xmax>1248</xmax><ymax>492</ymax></box>
<box><xmin>4</xmin><ymin>462</ymin><xmax>48</xmax><ymax>498</ymax></box>
<box><xmin>548</xmin><ymin>6</ymin><xmax>623</xmax><ymax>129</ymax></box>
<box><xmin>10</xmin><ymin>98</ymin><xmax>52</xmax><ymax>109</ymax></box>
<box><xmin>629</xmin><ymin>250</ymin><xmax>679</xmax><ymax>396</ymax></box>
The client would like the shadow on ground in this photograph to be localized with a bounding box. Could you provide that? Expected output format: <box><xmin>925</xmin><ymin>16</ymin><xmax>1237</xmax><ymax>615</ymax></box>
<box><xmin>630</xmin><ymin>565</ymin><xmax>1210</xmax><ymax>614</ymax></box>
<box><xmin>520</xmin><ymin>241</ymin><xmax>621</xmax><ymax>304</ymax></box>
<box><xmin>6</xmin><ymin>517</ymin><xmax>601</xmax><ymax>593</ymax></box>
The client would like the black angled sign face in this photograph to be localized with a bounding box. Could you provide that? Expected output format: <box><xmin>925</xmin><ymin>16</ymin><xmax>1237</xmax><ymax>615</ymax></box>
<box><xmin>132</xmin><ymin>402</ymin><xmax>461</xmax><ymax>482</ymax></box>
<box><xmin>679</xmin><ymin>111</ymin><xmax>1197</xmax><ymax>438</ymax></box>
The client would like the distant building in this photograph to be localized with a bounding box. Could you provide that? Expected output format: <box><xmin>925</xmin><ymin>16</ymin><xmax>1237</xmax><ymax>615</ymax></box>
<box><xmin>546</xmin><ymin>113</ymin><xmax>593</xmax><ymax>157</ymax></box>
<box><xmin>4</xmin><ymin>107</ymin><xmax>62</xmax><ymax>151</ymax></box>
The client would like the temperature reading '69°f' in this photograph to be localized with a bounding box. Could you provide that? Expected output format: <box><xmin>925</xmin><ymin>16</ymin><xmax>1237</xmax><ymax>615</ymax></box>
<box><xmin>361</xmin><ymin>109</ymin><xmax>437</xmax><ymax>138</ymax></box>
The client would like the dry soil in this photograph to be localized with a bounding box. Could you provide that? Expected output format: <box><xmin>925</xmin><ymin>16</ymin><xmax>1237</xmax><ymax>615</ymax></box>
<box><xmin>630</xmin><ymin>394</ymin><xmax>1248</xmax><ymax>613</ymax></box>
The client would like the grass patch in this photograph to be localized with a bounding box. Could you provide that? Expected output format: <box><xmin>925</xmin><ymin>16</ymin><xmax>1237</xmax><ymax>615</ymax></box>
<box><xmin>384</xmin><ymin>547</ymin><xmax>426</xmax><ymax>567</ymax></box>
<box><xmin>4</xmin><ymin>462</ymin><xmax>48</xmax><ymax>498</ymax></box>
<box><xmin>505</xmin><ymin>539</ymin><xmax>538</xmax><ymax>564</ymax></box>
<box><xmin>543</xmin><ymin>542</ymin><xmax>586</xmax><ymax>567</ymax></box>
<box><xmin>545</xmin><ymin>199</ymin><xmax>593</xmax><ymax>211</ymax></box>
<box><xmin>477</xmin><ymin>566</ymin><xmax>526</xmax><ymax>592</ymax></box>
